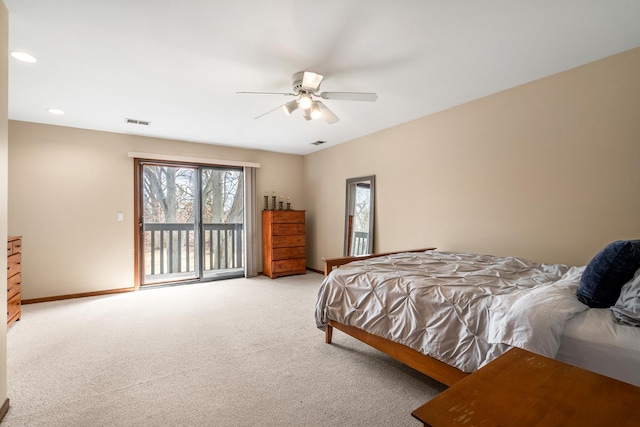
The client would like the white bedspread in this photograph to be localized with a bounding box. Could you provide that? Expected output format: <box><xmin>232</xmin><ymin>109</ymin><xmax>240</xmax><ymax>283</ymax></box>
<box><xmin>315</xmin><ymin>250</ymin><xmax>587</xmax><ymax>373</ymax></box>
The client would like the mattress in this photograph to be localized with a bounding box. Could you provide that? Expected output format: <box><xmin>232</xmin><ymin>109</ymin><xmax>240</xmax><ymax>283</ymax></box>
<box><xmin>557</xmin><ymin>308</ymin><xmax>640</xmax><ymax>387</ymax></box>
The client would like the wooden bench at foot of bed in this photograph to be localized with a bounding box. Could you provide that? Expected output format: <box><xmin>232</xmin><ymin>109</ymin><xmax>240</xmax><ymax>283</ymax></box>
<box><xmin>321</xmin><ymin>248</ymin><xmax>468</xmax><ymax>387</ymax></box>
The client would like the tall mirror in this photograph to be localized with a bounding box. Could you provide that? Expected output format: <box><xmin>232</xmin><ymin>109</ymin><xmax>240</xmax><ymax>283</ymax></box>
<box><xmin>344</xmin><ymin>175</ymin><xmax>375</xmax><ymax>256</ymax></box>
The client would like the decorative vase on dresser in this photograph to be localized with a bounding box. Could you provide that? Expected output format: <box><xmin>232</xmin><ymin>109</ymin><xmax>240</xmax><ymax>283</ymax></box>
<box><xmin>262</xmin><ymin>210</ymin><xmax>306</xmax><ymax>279</ymax></box>
<box><xmin>7</xmin><ymin>235</ymin><xmax>22</xmax><ymax>326</ymax></box>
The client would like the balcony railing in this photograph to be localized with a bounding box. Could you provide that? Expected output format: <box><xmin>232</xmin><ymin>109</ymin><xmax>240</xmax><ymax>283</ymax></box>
<box><xmin>144</xmin><ymin>223</ymin><xmax>244</xmax><ymax>277</ymax></box>
<box><xmin>352</xmin><ymin>231</ymin><xmax>369</xmax><ymax>256</ymax></box>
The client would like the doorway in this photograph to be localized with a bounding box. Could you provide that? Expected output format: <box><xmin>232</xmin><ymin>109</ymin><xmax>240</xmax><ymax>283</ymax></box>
<box><xmin>136</xmin><ymin>160</ymin><xmax>245</xmax><ymax>286</ymax></box>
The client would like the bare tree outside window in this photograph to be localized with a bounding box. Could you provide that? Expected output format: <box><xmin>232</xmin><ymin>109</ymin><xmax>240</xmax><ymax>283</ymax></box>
<box><xmin>142</xmin><ymin>164</ymin><xmax>244</xmax><ymax>282</ymax></box>
<box><xmin>353</xmin><ymin>184</ymin><xmax>371</xmax><ymax>235</ymax></box>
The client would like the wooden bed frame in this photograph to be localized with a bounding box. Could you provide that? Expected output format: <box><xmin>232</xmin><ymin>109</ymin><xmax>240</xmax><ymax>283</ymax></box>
<box><xmin>321</xmin><ymin>248</ymin><xmax>469</xmax><ymax>387</ymax></box>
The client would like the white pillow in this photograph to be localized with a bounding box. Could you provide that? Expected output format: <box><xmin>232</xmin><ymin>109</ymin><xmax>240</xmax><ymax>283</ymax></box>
<box><xmin>610</xmin><ymin>268</ymin><xmax>640</xmax><ymax>327</ymax></box>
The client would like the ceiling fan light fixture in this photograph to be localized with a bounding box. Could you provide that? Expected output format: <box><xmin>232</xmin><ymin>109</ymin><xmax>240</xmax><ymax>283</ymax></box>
<box><xmin>301</xmin><ymin>72</ymin><xmax>324</xmax><ymax>92</ymax></box>
<box><xmin>283</xmin><ymin>100</ymin><xmax>298</xmax><ymax>115</ymax></box>
<box><xmin>310</xmin><ymin>102</ymin><xmax>322</xmax><ymax>120</ymax></box>
<box><xmin>298</xmin><ymin>93</ymin><xmax>312</xmax><ymax>110</ymax></box>
<box><xmin>10</xmin><ymin>51</ymin><xmax>38</xmax><ymax>63</ymax></box>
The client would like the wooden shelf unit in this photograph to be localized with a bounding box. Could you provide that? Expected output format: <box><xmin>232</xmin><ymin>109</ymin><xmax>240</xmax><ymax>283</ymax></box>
<box><xmin>7</xmin><ymin>235</ymin><xmax>22</xmax><ymax>326</ymax></box>
<box><xmin>262</xmin><ymin>210</ymin><xmax>306</xmax><ymax>279</ymax></box>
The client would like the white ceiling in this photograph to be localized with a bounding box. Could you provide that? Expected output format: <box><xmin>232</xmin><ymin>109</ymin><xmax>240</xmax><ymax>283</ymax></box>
<box><xmin>6</xmin><ymin>1</ymin><xmax>640</xmax><ymax>155</ymax></box>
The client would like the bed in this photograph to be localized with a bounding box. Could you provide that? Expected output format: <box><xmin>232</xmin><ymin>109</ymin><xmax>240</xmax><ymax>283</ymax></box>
<box><xmin>315</xmin><ymin>248</ymin><xmax>640</xmax><ymax>387</ymax></box>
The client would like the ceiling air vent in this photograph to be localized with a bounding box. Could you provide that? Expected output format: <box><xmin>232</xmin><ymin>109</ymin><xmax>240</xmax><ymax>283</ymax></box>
<box><xmin>125</xmin><ymin>118</ymin><xmax>151</xmax><ymax>126</ymax></box>
<box><xmin>311</xmin><ymin>140</ymin><xmax>326</xmax><ymax>146</ymax></box>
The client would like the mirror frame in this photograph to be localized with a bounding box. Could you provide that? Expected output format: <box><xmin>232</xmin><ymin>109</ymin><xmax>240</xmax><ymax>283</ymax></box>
<box><xmin>344</xmin><ymin>175</ymin><xmax>375</xmax><ymax>256</ymax></box>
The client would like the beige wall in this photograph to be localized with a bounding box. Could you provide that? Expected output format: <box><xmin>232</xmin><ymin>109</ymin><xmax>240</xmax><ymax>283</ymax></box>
<box><xmin>8</xmin><ymin>48</ymin><xmax>640</xmax><ymax>299</ymax></box>
<box><xmin>305</xmin><ymin>48</ymin><xmax>640</xmax><ymax>269</ymax></box>
<box><xmin>1</xmin><ymin>0</ymin><xmax>8</xmax><ymax>408</ymax></box>
<box><xmin>8</xmin><ymin>122</ymin><xmax>305</xmax><ymax>299</ymax></box>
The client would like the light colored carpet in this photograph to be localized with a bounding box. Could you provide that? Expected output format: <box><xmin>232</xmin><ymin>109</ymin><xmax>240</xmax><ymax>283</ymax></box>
<box><xmin>3</xmin><ymin>272</ymin><xmax>445</xmax><ymax>426</ymax></box>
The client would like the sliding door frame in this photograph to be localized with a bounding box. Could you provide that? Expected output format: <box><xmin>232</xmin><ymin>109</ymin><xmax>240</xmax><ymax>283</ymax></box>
<box><xmin>134</xmin><ymin>159</ymin><xmax>239</xmax><ymax>288</ymax></box>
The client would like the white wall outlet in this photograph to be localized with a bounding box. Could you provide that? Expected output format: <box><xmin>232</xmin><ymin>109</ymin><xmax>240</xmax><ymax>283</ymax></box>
<box><xmin>117</xmin><ymin>212</ymin><xmax>124</xmax><ymax>222</ymax></box>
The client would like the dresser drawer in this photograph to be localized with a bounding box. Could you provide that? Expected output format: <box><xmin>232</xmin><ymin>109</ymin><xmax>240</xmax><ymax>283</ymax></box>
<box><xmin>272</xmin><ymin>246</ymin><xmax>305</xmax><ymax>261</ymax></box>
<box><xmin>8</xmin><ymin>252</ymin><xmax>21</xmax><ymax>278</ymax></box>
<box><xmin>7</xmin><ymin>238</ymin><xmax>21</xmax><ymax>256</ymax></box>
<box><xmin>8</xmin><ymin>293</ymin><xmax>21</xmax><ymax>321</ymax></box>
<box><xmin>8</xmin><ymin>273</ymin><xmax>21</xmax><ymax>299</ymax></box>
<box><xmin>270</xmin><ymin>210</ymin><xmax>305</xmax><ymax>224</ymax></box>
<box><xmin>272</xmin><ymin>258</ymin><xmax>306</xmax><ymax>274</ymax></box>
<box><xmin>272</xmin><ymin>223</ymin><xmax>305</xmax><ymax>235</ymax></box>
<box><xmin>272</xmin><ymin>234</ymin><xmax>305</xmax><ymax>248</ymax></box>
<box><xmin>7</xmin><ymin>236</ymin><xmax>23</xmax><ymax>326</ymax></box>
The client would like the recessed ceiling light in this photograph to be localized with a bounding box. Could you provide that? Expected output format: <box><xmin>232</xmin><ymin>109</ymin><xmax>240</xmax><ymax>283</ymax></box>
<box><xmin>10</xmin><ymin>51</ymin><xmax>38</xmax><ymax>63</ymax></box>
<box><xmin>47</xmin><ymin>108</ymin><xmax>65</xmax><ymax>115</ymax></box>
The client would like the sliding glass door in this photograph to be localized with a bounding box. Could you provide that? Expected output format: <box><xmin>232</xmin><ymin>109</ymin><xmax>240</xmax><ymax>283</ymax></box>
<box><xmin>138</xmin><ymin>162</ymin><xmax>244</xmax><ymax>286</ymax></box>
<box><xmin>200</xmin><ymin>167</ymin><xmax>244</xmax><ymax>280</ymax></box>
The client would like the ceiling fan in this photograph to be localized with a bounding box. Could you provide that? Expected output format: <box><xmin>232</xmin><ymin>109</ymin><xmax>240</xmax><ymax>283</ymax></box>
<box><xmin>237</xmin><ymin>71</ymin><xmax>377</xmax><ymax>124</ymax></box>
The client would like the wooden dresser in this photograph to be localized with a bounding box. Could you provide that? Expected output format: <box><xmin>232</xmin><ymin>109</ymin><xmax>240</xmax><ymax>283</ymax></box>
<box><xmin>262</xmin><ymin>210</ymin><xmax>306</xmax><ymax>279</ymax></box>
<box><xmin>7</xmin><ymin>235</ymin><xmax>22</xmax><ymax>326</ymax></box>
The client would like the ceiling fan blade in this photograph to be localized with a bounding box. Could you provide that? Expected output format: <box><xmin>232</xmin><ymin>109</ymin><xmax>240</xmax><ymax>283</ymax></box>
<box><xmin>237</xmin><ymin>91</ymin><xmax>296</xmax><ymax>96</ymax></box>
<box><xmin>254</xmin><ymin>103</ymin><xmax>288</xmax><ymax>120</ymax></box>
<box><xmin>316</xmin><ymin>101</ymin><xmax>340</xmax><ymax>124</ymax></box>
<box><xmin>301</xmin><ymin>72</ymin><xmax>324</xmax><ymax>92</ymax></box>
<box><xmin>320</xmin><ymin>92</ymin><xmax>378</xmax><ymax>102</ymax></box>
